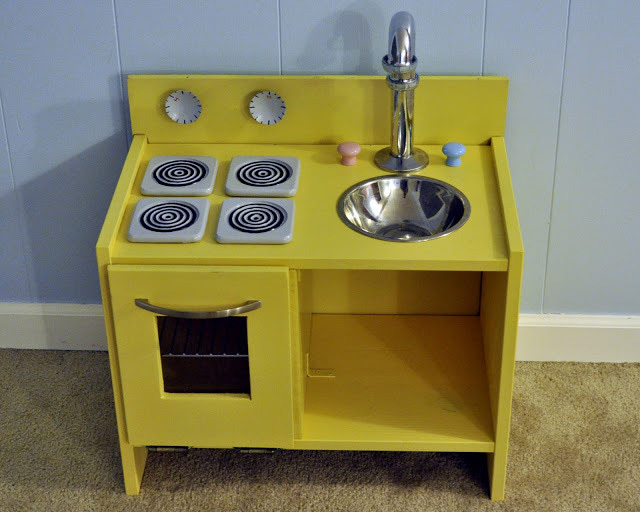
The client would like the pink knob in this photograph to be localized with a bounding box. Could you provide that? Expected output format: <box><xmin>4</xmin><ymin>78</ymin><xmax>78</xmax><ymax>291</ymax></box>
<box><xmin>337</xmin><ymin>142</ymin><xmax>361</xmax><ymax>166</ymax></box>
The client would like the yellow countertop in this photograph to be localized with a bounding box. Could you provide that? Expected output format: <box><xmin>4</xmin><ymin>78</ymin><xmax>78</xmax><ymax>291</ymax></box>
<box><xmin>108</xmin><ymin>142</ymin><xmax>508</xmax><ymax>271</ymax></box>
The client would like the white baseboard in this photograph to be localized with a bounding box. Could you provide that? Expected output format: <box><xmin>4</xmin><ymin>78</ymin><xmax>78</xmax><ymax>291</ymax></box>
<box><xmin>516</xmin><ymin>314</ymin><xmax>640</xmax><ymax>362</ymax></box>
<box><xmin>0</xmin><ymin>304</ymin><xmax>638</xmax><ymax>361</ymax></box>
<box><xmin>0</xmin><ymin>303</ymin><xmax>107</xmax><ymax>351</ymax></box>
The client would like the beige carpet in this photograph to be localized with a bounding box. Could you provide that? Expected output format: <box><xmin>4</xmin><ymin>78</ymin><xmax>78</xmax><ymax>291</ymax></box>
<box><xmin>0</xmin><ymin>349</ymin><xmax>638</xmax><ymax>511</ymax></box>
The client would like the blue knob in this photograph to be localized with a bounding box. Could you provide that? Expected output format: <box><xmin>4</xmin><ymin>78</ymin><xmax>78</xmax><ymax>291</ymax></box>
<box><xmin>442</xmin><ymin>142</ymin><xmax>466</xmax><ymax>167</ymax></box>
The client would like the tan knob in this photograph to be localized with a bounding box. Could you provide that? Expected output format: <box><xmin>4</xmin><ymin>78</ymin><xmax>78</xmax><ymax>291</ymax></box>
<box><xmin>337</xmin><ymin>142</ymin><xmax>361</xmax><ymax>166</ymax></box>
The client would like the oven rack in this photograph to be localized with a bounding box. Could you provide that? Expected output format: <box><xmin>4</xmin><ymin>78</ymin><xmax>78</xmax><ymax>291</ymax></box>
<box><xmin>157</xmin><ymin>316</ymin><xmax>250</xmax><ymax>394</ymax></box>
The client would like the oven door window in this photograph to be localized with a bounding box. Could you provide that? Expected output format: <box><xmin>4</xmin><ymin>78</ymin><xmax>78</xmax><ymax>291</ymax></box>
<box><xmin>107</xmin><ymin>265</ymin><xmax>294</xmax><ymax>449</ymax></box>
<box><xmin>158</xmin><ymin>315</ymin><xmax>250</xmax><ymax>394</ymax></box>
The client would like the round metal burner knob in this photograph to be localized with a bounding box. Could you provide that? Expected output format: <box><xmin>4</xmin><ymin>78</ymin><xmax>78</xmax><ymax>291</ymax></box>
<box><xmin>165</xmin><ymin>90</ymin><xmax>202</xmax><ymax>124</ymax></box>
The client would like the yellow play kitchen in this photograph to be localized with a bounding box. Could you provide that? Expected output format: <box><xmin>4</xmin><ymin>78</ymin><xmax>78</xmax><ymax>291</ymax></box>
<box><xmin>97</xmin><ymin>12</ymin><xmax>523</xmax><ymax>501</ymax></box>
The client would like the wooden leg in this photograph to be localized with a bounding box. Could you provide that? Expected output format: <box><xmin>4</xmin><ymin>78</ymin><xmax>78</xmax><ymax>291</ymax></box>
<box><xmin>107</xmin><ymin>344</ymin><xmax>148</xmax><ymax>494</ymax></box>
<box><xmin>487</xmin><ymin>446</ymin><xmax>507</xmax><ymax>501</ymax></box>
<box><xmin>480</xmin><ymin>252</ymin><xmax>523</xmax><ymax>501</ymax></box>
<box><xmin>99</xmin><ymin>260</ymin><xmax>149</xmax><ymax>494</ymax></box>
<box><xmin>119</xmin><ymin>441</ymin><xmax>148</xmax><ymax>495</ymax></box>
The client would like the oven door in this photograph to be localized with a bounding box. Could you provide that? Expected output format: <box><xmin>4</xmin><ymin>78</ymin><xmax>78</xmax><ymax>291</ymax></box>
<box><xmin>107</xmin><ymin>265</ymin><xmax>294</xmax><ymax>449</ymax></box>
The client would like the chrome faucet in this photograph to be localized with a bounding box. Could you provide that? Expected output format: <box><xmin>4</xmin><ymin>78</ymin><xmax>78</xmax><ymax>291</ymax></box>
<box><xmin>375</xmin><ymin>12</ymin><xmax>429</xmax><ymax>173</ymax></box>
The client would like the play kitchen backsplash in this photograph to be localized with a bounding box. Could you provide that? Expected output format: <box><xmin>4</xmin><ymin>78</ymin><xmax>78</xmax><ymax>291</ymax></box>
<box><xmin>97</xmin><ymin>56</ymin><xmax>522</xmax><ymax>501</ymax></box>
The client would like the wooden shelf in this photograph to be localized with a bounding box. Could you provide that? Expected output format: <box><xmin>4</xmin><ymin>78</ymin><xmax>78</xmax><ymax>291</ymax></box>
<box><xmin>295</xmin><ymin>314</ymin><xmax>495</xmax><ymax>452</ymax></box>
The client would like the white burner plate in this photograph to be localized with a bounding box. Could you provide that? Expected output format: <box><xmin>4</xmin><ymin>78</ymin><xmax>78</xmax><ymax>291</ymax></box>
<box><xmin>216</xmin><ymin>198</ymin><xmax>294</xmax><ymax>244</ymax></box>
<box><xmin>225</xmin><ymin>156</ymin><xmax>300</xmax><ymax>197</ymax></box>
<box><xmin>141</xmin><ymin>156</ymin><xmax>217</xmax><ymax>196</ymax></box>
<box><xmin>127</xmin><ymin>198</ymin><xmax>210</xmax><ymax>243</ymax></box>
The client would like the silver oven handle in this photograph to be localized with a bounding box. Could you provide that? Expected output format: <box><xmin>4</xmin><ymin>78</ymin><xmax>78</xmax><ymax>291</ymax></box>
<box><xmin>134</xmin><ymin>299</ymin><xmax>262</xmax><ymax>319</ymax></box>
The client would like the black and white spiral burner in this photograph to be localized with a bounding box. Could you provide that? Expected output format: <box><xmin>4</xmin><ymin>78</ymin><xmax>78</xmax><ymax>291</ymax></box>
<box><xmin>152</xmin><ymin>159</ymin><xmax>208</xmax><ymax>187</ymax></box>
<box><xmin>127</xmin><ymin>198</ymin><xmax>209</xmax><ymax>243</ymax></box>
<box><xmin>140</xmin><ymin>201</ymin><xmax>198</xmax><ymax>232</ymax></box>
<box><xmin>216</xmin><ymin>198</ymin><xmax>294</xmax><ymax>244</ymax></box>
<box><xmin>228</xmin><ymin>202</ymin><xmax>287</xmax><ymax>233</ymax></box>
<box><xmin>141</xmin><ymin>156</ymin><xmax>217</xmax><ymax>196</ymax></box>
<box><xmin>236</xmin><ymin>160</ymin><xmax>292</xmax><ymax>188</ymax></box>
<box><xmin>225</xmin><ymin>156</ymin><xmax>300</xmax><ymax>197</ymax></box>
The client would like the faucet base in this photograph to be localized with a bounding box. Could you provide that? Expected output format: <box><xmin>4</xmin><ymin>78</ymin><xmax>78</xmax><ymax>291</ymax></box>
<box><xmin>374</xmin><ymin>147</ymin><xmax>429</xmax><ymax>173</ymax></box>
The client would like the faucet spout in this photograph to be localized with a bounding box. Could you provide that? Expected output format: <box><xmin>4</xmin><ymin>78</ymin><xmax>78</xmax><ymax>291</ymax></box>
<box><xmin>387</xmin><ymin>11</ymin><xmax>415</xmax><ymax>66</ymax></box>
<box><xmin>375</xmin><ymin>11</ymin><xmax>429</xmax><ymax>173</ymax></box>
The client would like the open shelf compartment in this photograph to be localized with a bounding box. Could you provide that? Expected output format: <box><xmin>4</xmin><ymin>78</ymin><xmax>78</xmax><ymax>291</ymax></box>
<box><xmin>295</xmin><ymin>314</ymin><xmax>495</xmax><ymax>452</ymax></box>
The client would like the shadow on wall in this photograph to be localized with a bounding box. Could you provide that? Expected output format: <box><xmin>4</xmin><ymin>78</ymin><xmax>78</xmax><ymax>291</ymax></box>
<box><xmin>17</xmin><ymin>99</ymin><xmax>127</xmax><ymax>304</ymax></box>
<box><xmin>0</xmin><ymin>187</ymin><xmax>34</xmax><ymax>300</ymax></box>
<box><xmin>295</xmin><ymin>7</ymin><xmax>380</xmax><ymax>74</ymax></box>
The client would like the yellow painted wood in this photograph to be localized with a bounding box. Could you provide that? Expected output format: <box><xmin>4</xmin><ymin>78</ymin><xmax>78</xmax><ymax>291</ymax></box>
<box><xmin>482</xmin><ymin>261</ymin><xmax>523</xmax><ymax>501</ymax></box>
<box><xmin>479</xmin><ymin>137</ymin><xmax>524</xmax><ymax>501</ymax></box>
<box><xmin>96</xmin><ymin>144</ymin><xmax>151</xmax><ymax>495</ymax></box>
<box><xmin>96</xmin><ymin>251</ymin><xmax>148</xmax><ymax>494</ymax></box>
<box><xmin>295</xmin><ymin>314</ymin><xmax>495</xmax><ymax>452</ymax></box>
<box><xmin>107</xmin><ymin>265</ymin><xmax>294</xmax><ymax>448</ymax></box>
<box><xmin>300</xmin><ymin>270</ymin><xmax>481</xmax><ymax>315</ymax></box>
<box><xmin>129</xmin><ymin>75</ymin><xmax>508</xmax><ymax>145</ymax></box>
<box><xmin>110</xmin><ymin>143</ymin><xmax>508</xmax><ymax>271</ymax></box>
<box><xmin>490</xmin><ymin>137</ymin><xmax>525</xmax><ymax>255</ymax></box>
<box><xmin>289</xmin><ymin>270</ymin><xmax>304</xmax><ymax>439</ymax></box>
<box><xmin>295</xmin><ymin>272</ymin><xmax>313</xmax><ymax>439</ymax></box>
<box><xmin>120</xmin><ymin>445</ymin><xmax>147</xmax><ymax>496</ymax></box>
<box><xmin>97</xmin><ymin>76</ymin><xmax>523</xmax><ymax>499</ymax></box>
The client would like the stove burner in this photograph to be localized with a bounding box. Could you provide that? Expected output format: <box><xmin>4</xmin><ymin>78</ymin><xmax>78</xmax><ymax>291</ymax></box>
<box><xmin>152</xmin><ymin>159</ymin><xmax>208</xmax><ymax>187</ymax></box>
<box><xmin>236</xmin><ymin>160</ymin><xmax>292</xmax><ymax>187</ymax></box>
<box><xmin>140</xmin><ymin>201</ymin><xmax>199</xmax><ymax>232</ymax></box>
<box><xmin>228</xmin><ymin>202</ymin><xmax>287</xmax><ymax>233</ymax></box>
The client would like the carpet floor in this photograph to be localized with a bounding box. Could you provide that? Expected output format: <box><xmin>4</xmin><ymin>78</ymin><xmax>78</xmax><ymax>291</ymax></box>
<box><xmin>0</xmin><ymin>349</ymin><xmax>638</xmax><ymax>511</ymax></box>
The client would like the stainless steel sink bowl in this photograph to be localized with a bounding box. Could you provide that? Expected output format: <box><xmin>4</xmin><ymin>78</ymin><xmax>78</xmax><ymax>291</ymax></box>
<box><xmin>338</xmin><ymin>176</ymin><xmax>470</xmax><ymax>242</ymax></box>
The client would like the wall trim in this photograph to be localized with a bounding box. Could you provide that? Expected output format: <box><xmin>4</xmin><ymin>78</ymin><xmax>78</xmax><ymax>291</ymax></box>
<box><xmin>0</xmin><ymin>304</ymin><xmax>638</xmax><ymax>362</ymax></box>
<box><xmin>517</xmin><ymin>314</ymin><xmax>640</xmax><ymax>362</ymax></box>
<box><xmin>0</xmin><ymin>303</ymin><xmax>107</xmax><ymax>351</ymax></box>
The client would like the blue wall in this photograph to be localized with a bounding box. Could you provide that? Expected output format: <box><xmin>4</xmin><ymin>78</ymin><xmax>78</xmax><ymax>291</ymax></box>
<box><xmin>1</xmin><ymin>1</ymin><xmax>638</xmax><ymax>314</ymax></box>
